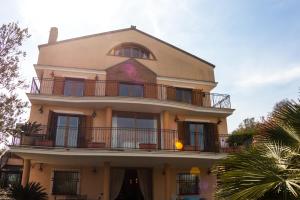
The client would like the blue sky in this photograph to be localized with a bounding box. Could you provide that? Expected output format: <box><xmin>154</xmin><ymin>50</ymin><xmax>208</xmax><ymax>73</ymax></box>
<box><xmin>1</xmin><ymin>0</ymin><xmax>299</xmax><ymax>132</ymax></box>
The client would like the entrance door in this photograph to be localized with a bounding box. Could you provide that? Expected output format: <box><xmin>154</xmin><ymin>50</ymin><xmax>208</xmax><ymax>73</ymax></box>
<box><xmin>116</xmin><ymin>169</ymin><xmax>144</xmax><ymax>200</ymax></box>
<box><xmin>188</xmin><ymin>123</ymin><xmax>204</xmax><ymax>151</ymax></box>
<box><xmin>55</xmin><ymin>115</ymin><xmax>79</xmax><ymax>147</ymax></box>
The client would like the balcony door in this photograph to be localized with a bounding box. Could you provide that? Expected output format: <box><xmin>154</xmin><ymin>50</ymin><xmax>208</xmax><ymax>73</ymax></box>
<box><xmin>188</xmin><ymin>123</ymin><xmax>204</xmax><ymax>151</ymax></box>
<box><xmin>112</xmin><ymin>112</ymin><xmax>159</xmax><ymax>149</ymax></box>
<box><xmin>55</xmin><ymin>115</ymin><xmax>80</xmax><ymax>147</ymax></box>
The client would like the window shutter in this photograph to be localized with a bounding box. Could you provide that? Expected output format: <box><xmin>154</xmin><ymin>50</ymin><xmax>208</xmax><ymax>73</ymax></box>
<box><xmin>48</xmin><ymin>111</ymin><xmax>57</xmax><ymax>143</ymax></box>
<box><xmin>53</xmin><ymin>77</ymin><xmax>65</xmax><ymax>95</ymax></box>
<box><xmin>79</xmin><ymin>116</ymin><xmax>93</xmax><ymax>147</ymax></box>
<box><xmin>167</xmin><ymin>86</ymin><xmax>176</xmax><ymax>101</ymax></box>
<box><xmin>144</xmin><ymin>83</ymin><xmax>157</xmax><ymax>99</ymax></box>
<box><xmin>177</xmin><ymin>121</ymin><xmax>185</xmax><ymax>142</ymax></box>
<box><xmin>105</xmin><ymin>80</ymin><xmax>119</xmax><ymax>96</ymax></box>
<box><xmin>192</xmin><ymin>89</ymin><xmax>204</xmax><ymax>106</ymax></box>
<box><xmin>84</xmin><ymin>79</ymin><xmax>96</xmax><ymax>96</ymax></box>
<box><xmin>204</xmin><ymin>123</ymin><xmax>218</xmax><ymax>152</ymax></box>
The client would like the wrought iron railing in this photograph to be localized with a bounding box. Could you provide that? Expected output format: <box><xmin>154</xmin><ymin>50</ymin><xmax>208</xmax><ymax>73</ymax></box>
<box><xmin>12</xmin><ymin>126</ymin><xmax>233</xmax><ymax>153</ymax></box>
<box><xmin>30</xmin><ymin>78</ymin><xmax>231</xmax><ymax>109</ymax></box>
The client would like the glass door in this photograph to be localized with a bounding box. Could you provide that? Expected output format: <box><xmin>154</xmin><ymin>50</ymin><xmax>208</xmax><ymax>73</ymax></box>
<box><xmin>188</xmin><ymin>123</ymin><xmax>204</xmax><ymax>151</ymax></box>
<box><xmin>55</xmin><ymin>115</ymin><xmax>79</xmax><ymax>147</ymax></box>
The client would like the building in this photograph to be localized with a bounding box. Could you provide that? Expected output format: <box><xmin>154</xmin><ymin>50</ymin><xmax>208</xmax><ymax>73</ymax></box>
<box><xmin>9</xmin><ymin>26</ymin><xmax>234</xmax><ymax>200</ymax></box>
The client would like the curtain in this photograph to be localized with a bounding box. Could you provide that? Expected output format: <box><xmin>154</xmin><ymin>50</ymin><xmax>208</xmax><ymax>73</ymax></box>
<box><xmin>110</xmin><ymin>168</ymin><xmax>125</xmax><ymax>200</ymax></box>
<box><xmin>137</xmin><ymin>169</ymin><xmax>152</xmax><ymax>200</ymax></box>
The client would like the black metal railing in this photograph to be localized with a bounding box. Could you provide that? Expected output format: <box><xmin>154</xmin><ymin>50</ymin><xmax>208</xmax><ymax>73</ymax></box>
<box><xmin>12</xmin><ymin>126</ymin><xmax>233</xmax><ymax>153</ymax></box>
<box><xmin>30</xmin><ymin>78</ymin><xmax>231</xmax><ymax>109</ymax></box>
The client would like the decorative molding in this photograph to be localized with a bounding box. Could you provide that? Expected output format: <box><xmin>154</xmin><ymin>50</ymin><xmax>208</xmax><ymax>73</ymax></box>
<box><xmin>34</xmin><ymin>64</ymin><xmax>106</xmax><ymax>75</ymax></box>
<box><xmin>157</xmin><ymin>76</ymin><xmax>217</xmax><ymax>87</ymax></box>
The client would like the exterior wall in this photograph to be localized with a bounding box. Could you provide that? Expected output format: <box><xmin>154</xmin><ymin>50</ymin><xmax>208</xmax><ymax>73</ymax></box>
<box><xmin>28</xmin><ymin>164</ymin><xmax>216</xmax><ymax>200</ymax></box>
<box><xmin>37</xmin><ymin>29</ymin><xmax>215</xmax><ymax>82</ymax></box>
<box><xmin>29</xmin><ymin>164</ymin><xmax>104</xmax><ymax>200</ymax></box>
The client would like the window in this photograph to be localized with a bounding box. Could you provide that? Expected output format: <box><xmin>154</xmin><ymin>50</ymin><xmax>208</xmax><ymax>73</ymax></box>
<box><xmin>52</xmin><ymin>171</ymin><xmax>79</xmax><ymax>195</ymax></box>
<box><xmin>176</xmin><ymin>173</ymin><xmax>199</xmax><ymax>195</ymax></box>
<box><xmin>109</xmin><ymin>43</ymin><xmax>155</xmax><ymax>60</ymax></box>
<box><xmin>64</xmin><ymin>78</ymin><xmax>84</xmax><ymax>96</ymax></box>
<box><xmin>119</xmin><ymin>83</ymin><xmax>144</xmax><ymax>97</ymax></box>
<box><xmin>176</xmin><ymin>88</ymin><xmax>192</xmax><ymax>103</ymax></box>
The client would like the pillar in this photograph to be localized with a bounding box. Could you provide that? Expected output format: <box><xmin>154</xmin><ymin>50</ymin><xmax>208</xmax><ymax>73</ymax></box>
<box><xmin>21</xmin><ymin>159</ymin><xmax>31</xmax><ymax>187</ymax></box>
<box><xmin>162</xmin><ymin>111</ymin><xmax>170</xmax><ymax>149</ymax></box>
<box><xmin>162</xmin><ymin>111</ymin><xmax>170</xmax><ymax>129</ymax></box>
<box><xmin>164</xmin><ymin>163</ymin><xmax>171</xmax><ymax>200</ymax></box>
<box><xmin>103</xmin><ymin>162</ymin><xmax>110</xmax><ymax>200</ymax></box>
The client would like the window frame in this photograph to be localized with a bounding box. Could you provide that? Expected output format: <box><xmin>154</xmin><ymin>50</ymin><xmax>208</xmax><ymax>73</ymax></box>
<box><xmin>176</xmin><ymin>173</ymin><xmax>200</xmax><ymax>195</ymax></box>
<box><xmin>51</xmin><ymin>169</ymin><xmax>80</xmax><ymax>196</ymax></box>
<box><xmin>108</xmin><ymin>43</ymin><xmax>156</xmax><ymax>60</ymax></box>
<box><xmin>63</xmin><ymin>78</ymin><xmax>85</xmax><ymax>97</ymax></box>
<box><xmin>175</xmin><ymin>87</ymin><xmax>193</xmax><ymax>104</ymax></box>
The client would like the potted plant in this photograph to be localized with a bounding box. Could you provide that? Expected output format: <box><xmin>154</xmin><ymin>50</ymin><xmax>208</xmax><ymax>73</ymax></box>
<box><xmin>19</xmin><ymin>122</ymin><xmax>42</xmax><ymax>145</ymax></box>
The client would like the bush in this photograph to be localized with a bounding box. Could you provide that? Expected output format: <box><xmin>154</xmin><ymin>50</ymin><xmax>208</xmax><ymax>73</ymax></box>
<box><xmin>9</xmin><ymin>182</ymin><xmax>47</xmax><ymax>200</ymax></box>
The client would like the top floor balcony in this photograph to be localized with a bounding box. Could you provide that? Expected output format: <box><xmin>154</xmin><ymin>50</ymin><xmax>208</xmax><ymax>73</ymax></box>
<box><xmin>30</xmin><ymin>78</ymin><xmax>231</xmax><ymax>109</ymax></box>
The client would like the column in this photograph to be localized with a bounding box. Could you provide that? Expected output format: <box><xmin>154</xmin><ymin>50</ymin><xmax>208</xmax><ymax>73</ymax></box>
<box><xmin>103</xmin><ymin>162</ymin><xmax>110</xmax><ymax>200</ymax></box>
<box><xmin>164</xmin><ymin>163</ymin><xmax>171</xmax><ymax>200</ymax></box>
<box><xmin>21</xmin><ymin>159</ymin><xmax>31</xmax><ymax>187</ymax></box>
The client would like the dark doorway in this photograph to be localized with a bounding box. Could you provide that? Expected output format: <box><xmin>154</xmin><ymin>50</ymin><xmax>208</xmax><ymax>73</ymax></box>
<box><xmin>116</xmin><ymin>169</ymin><xmax>144</xmax><ymax>200</ymax></box>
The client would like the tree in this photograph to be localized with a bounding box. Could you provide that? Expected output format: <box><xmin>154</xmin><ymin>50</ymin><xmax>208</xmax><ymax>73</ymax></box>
<box><xmin>10</xmin><ymin>182</ymin><xmax>48</xmax><ymax>200</ymax></box>
<box><xmin>227</xmin><ymin>117</ymin><xmax>259</xmax><ymax>147</ymax></box>
<box><xmin>214</xmin><ymin>99</ymin><xmax>300</xmax><ymax>200</ymax></box>
<box><xmin>0</xmin><ymin>22</ymin><xmax>30</xmax><ymax>145</ymax></box>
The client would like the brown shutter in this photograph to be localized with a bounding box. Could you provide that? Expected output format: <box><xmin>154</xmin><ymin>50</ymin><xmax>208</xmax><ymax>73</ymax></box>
<box><xmin>84</xmin><ymin>79</ymin><xmax>96</xmax><ymax>96</ymax></box>
<box><xmin>192</xmin><ymin>89</ymin><xmax>204</xmax><ymax>106</ymax></box>
<box><xmin>204</xmin><ymin>123</ymin><xmax>218</xmax><ymax>152</ymax></box>
<box><xmin>177</xmin><ymin>121</ymin><xmax>185</xmax><ymax>142</ymax></box>
<box><xmin>79</xmin><ymin>116</ymin><xmax>93</xmax><ymax>148</ymax></box>
<box><xmin>105</xmin><ymin>80</ymin><xmax>119</xmax><ymax>96</ymax></box>
<box><xmin>167</xmin><ymin>86</ymin><xmax>176</xmax><ymax>101</ymax></box>
<box><xmin>53</xmin><ymin>77</ymin><xmax>65</xmax><ymax>95</ymax></box>
<box><xmin>144</xmin><ymin>83</ymin><xmax>157</xmax><ymax>99</ymax></box>
<box><xmin>48</xmin><ymin>111</ymin><xmax>57</xmax><ymax>143</ymax></box>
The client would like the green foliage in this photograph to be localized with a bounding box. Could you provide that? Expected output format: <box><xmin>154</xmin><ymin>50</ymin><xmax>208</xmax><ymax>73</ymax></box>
<box><xmin>227</xmin><ymin>117</ymin><xmax>259</xmax><ymax>147</ymax></box>
<box><xmin>9</xmin><ymin>182</ymin><xmax>47</xmax><ymax>200</ymax></box>
<box><xmin>19</xmin><ymin>121</ymin><xmax>42</xmax><ymax>136</ymax></box>
<box><xmin>215</xmin><ymin>99</ymin><xmax>300</xmax><ymax>200</ymax></box>
<box><xmin>0</xmin><ymin>22</ymin><xmax>30</xmax><ymax>145</ymax></box>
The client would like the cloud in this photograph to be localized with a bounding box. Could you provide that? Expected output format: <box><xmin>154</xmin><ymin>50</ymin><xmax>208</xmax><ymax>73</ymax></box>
<box><xmin>237</xmin><ymin>66</ymin><xmax>300</xmax><ymax>88</ymax></box>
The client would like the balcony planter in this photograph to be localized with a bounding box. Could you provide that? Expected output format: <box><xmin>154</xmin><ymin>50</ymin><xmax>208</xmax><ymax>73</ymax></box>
<box><xmin>21</xmin><ymin>135</ymin><xmax>35</xmax><ymax>145</ymax></box>
<box><xmin>87</xmin><ymin>142</ymin><xmax>106</xmax><ymax>148</ymax></box>
<box><xmin>35</xmin><ymin>139</ymin><xmax>53</xmax><ymax>147</ymax></box>
<box><xmin>139</xmin><ymin>143</ymin><xmax>157</xmax><ymax>150</ymax></box>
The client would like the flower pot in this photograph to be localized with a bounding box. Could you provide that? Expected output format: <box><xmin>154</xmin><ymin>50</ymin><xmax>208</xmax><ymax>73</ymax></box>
<box><xmin>87</xmin><ymin>142</ymin><xmax>106</xmax><ymax>148</ymax></box>
<box><xmin>139</xmin><ymin>143</ymin><xmax>157</xmax><ymax>149</ymax></box>
<box><xmin>35</xmin><ymin>139</ymin><xmax>53</xmax><ymax>147</ymax></box>
<box><xmin>21</xmin><ymin>135</ymin><xmax>34</xmax><ymax>145</ymax></box>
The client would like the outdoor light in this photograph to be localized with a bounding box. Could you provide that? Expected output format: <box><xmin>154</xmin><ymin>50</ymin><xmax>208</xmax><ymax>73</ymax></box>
<box><xmin>92</xmin><ymin>110</ymin><xmax>97</xmax><ymax>118</ymax></box>
<box><xmin>190</xmin><ymin>167</ymin><xmax>201</xmax><ymax>175</ymax></box>
<box><xmin>175</xmin><ymin>140</ymin><xmax>183</xmax><ymax>150</ymax></box>
<box><xmin>38</xmin><ymin>105</ymin><xmax>43</xmax><ymax>114</ymax></box>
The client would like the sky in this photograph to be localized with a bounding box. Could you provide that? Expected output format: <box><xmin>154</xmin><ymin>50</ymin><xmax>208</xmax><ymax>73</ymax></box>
<box><xmin>0</xmin><ymin>0</ymin><xmax>299</xmax><ymax>132</ymax></box>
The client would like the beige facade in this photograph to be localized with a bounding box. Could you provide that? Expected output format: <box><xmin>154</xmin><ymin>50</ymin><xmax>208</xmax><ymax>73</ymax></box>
<box><xmin>10</xmin><ymin>26</ymin><xmax>234</xmax><ymax>200</ymax></box>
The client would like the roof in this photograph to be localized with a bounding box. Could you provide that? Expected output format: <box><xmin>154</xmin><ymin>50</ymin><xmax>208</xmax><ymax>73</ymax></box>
<box><xmin>38</xmin><ymin>26</ymin><xmax>215</xmax><ymax>68</ymax></box>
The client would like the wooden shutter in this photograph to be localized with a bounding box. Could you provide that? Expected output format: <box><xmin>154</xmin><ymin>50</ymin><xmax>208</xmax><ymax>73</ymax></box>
<box><xmin>204</xmin><ymin>123</ymin><xmax>218</xmax><ymax>152</ymax></box>
<box><xmin>53</xmin><ymin>77</ymin><xmax>65</xmax><ymax>95</ymax></box>
<box><xmin>144</xmin><ymin>83</ymin><xmax>157</xmax><ymax>99</ymax></box>
<box><xmin>48</xmin><ymin>111</ymin><xmax>57</xmax><ymax>143</ymax></box>
<box><xmin>177</xmin><ymin>121</ymin><xmax>185</xmax><ymax>142</ymax></box>
<box><xmin>78</xmin><ymin>116</ymin><xmax>93</xmax><ymax>148</ymax></box>
<box><xmin>105</xmin><ymin>80</ymin><xmax>119</xmax><ymax>96</ymax></box>
<box><xmin>84</xmin><ymin>79</ymin><xmax>96</xmax><ymax>96</ymax></box>
<box><xmin>192</xmin><ymin>89</ymin><xmax>204</xmax><ymax>106</ymax></box>
<box><xmin>167</xmin><ymin>86</ymin><xmax>176</xmax><ymax>101</ymax></box>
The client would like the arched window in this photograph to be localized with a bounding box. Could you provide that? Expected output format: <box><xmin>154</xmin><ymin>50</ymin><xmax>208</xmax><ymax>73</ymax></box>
<box><xmin>108</xmin><ymin>43</ymin><xmax>156</xmax><ymax>60</ymax></box>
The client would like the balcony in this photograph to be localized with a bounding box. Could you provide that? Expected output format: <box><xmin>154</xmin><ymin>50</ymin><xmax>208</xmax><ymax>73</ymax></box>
<box><xmin>30</xmin><ymin>78</ymin><xmax>231</xmax><ymax>109</ymax></box>
<box><xmin>12</xmin><ymin>126</ymin><xmax>231</xmax><ymax>153</ymax></box>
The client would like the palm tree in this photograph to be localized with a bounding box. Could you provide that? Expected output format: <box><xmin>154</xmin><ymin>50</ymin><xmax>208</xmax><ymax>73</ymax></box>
<box><xmin>214</xmin><ymin>99</ymin><xmax>300</xmax><ymax>200</ymax></box>
<box><xmin>9</xmin><ymin>182</ymin><xmax>47</xmax><ymax>200</ymax></box>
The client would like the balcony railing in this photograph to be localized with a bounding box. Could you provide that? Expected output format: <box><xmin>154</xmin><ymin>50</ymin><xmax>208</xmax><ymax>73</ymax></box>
<box><xmin>30</xmin><ymin>78</ymin><xmax>231</xmax><ymax>109</ymax></box>
<box><xmin>12</xmin><ymin>126</ymin><xmax>232</xmax><ymax>153</ymax></box>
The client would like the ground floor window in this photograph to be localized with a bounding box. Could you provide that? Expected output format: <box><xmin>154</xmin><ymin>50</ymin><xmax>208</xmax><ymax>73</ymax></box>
<box><xmin>52</xmin><ymin>171</ymin><xmax>79</xmax><ymax>195</ymax></box>
<box><xmin>0</xmin><ymin>168</ymin><xmax>22</xmax><ymax>188</ymax></box>
<box><xmin>176</xmin><ymin>173</ymin><xmax>199</xmax><ymax>195</ymax></box>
